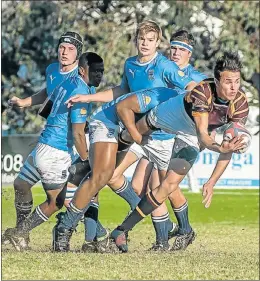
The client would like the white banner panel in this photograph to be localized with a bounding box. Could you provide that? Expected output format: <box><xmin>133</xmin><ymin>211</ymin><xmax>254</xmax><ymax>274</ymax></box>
<box><xmin>124</xmin><ymin>135</ymin><xmax>259</xmax><ymax>189</ymax></box>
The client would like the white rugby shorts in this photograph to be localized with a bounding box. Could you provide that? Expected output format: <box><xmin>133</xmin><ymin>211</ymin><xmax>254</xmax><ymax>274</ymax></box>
<box><xmin>18</xmin><ymin>143</ymin><xmax>71</xmax><ymax>187</ymax></box>
<box><xmin>129</xmin><ymin>137</ymin><xmax>175</xmax><ymax>171</ymax></box>
<box><xmin>89</xmin><ymin>120</ymin><xmax>119</xmax><ymax>144</ymax></box>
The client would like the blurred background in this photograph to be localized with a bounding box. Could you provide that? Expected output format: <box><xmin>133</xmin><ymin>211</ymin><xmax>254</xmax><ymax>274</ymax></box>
<box><xmin>1</xmin><ymin>0</ymin><xmax>259</xmax><ymax>135</ymax></box>
<box><xmin>1</xmin><ymin>1</ymin><xmax>259</xmax><ymax>187</ymax></box>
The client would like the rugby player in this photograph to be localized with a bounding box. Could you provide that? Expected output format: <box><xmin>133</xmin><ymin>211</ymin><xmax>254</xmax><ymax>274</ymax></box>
<box><xmin>65</xmin><ymin>21</ymin><xmax>198</xmax><ymax>249</ymax></box>
<box><xmin>63</xmin><ymin>52</ymin><xmax>109</xmax><ymax>253</ymax></box>
<box><xmin>2</xmin><ymin>51</ymin><xmax>95</xmax><ymax>251</ymax></box>
<box><xmin>130</xmin><ymin>29</ymin><xmax>207</xmax><ymax>250</ymax></box>
<box><xmin>110</xmin><ymin>51</ymin><xmax>249</xmax><ymax>252</ymax></box>
<box><xmin>5</xmin><ymin>31</ymin><xmax>82</xmax><ymax>230</ymax></box>
<box><xmin>52</xmin><ymin>86</ymin><xmax>184</xmax><ymax>252</ymax></box>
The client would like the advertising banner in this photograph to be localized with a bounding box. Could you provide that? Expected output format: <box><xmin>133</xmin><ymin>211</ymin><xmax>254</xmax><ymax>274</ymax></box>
<box><xmin>1</xmin><ymin>135</ymin><xmax>38</xmax><ymax>184</ymax></box>
<box><xmin>1</xmin><ymin>135</ymin><xmax>259</xmax><ymax>189</ymax></box>
<box><xmin>124</xmin><ymin>135</ymin><xmax>259</xmax><ymax>189</ymax></box>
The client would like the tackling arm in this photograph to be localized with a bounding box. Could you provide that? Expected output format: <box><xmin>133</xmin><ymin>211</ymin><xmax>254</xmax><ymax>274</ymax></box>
<box><xmin>88</xmin><ymin>85</ymin><xmax>127</xmax><ymax>102</ymax></box>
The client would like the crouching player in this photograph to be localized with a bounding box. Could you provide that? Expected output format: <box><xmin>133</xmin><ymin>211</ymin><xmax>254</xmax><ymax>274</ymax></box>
<box><xmin>111</xmin><ymin>51</ymin><xmax>249</xmax><ymax>252</ymax></box>
<box><xmin>52</xmin><ymin>86</ymin><xmax>182</xmax><ymax>252</ymax></box>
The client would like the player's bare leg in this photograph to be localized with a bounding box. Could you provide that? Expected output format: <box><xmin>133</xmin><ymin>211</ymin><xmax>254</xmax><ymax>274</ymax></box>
<box><xmin>53</xmin><ymin>142</ymin><xmax>118</xmax><ymax>252</ymax></box>
<box><xmin>131</xmin><ymin>158</ymin><xmax>154</xmax><ymax>197</ymax></box>
<box><xmin>108</xmin><ymin>150</ymin><xmax>141</xmax><ymax>210</ymax></box>
<box><xmin>73</xmin><ymin>142</ymin><xmax>118</xmax><ymax>209</ymax></box>
<box><xmin>111</xmin><ymin>158</ymin><xmax>195</xmax><ymax>252</ymax></box>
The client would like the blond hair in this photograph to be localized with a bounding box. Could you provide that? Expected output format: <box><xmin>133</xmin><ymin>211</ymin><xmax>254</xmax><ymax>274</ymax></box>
<box><xmin>135</xmin><ymin>20</ymin><xmax>162</xmax><ymax>42</ymax></box>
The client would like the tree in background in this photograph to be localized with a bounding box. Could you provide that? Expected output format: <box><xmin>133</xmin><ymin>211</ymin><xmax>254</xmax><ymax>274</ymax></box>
<box><xmin>1</xmin><ymin>0</ymin><xmax>259</xmax><ymax>134</ymax></box>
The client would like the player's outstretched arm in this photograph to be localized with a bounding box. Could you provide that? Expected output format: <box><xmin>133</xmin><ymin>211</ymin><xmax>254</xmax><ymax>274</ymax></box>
<box><xmin>8</xmin><ymin>88</ymin><xmax>47</xmax><ymax>108</ymax></box>
<box><xmin>202</xmin><ymin>152</ymin><xmax>232</xmax><ymax>208</ymax></box>
<box><xmin>65</xmin><ymin>86</ymin><xmax>127</xmax><ymax>108</ymax></box>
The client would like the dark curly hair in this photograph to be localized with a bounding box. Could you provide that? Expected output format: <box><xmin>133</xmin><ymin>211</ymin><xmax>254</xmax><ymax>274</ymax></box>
<box><xmin>214</xmin><ymin>51</ymin><xmax>243</xmax><ymax>81</ymax></box>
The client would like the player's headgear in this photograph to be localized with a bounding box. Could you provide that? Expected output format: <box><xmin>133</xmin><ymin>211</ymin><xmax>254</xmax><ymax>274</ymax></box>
<box><xmin>170</xmin><ymin>29</ymin><xmax>195</xmax><ymax>53</ymax></box>
<box><xmin>58</xmin><ymin>31</ymin><xmax>83</xmax><ymax>59</ymax></box>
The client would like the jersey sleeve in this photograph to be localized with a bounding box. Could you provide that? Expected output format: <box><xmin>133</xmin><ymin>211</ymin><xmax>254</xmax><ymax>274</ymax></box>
<box><xmin>70</xmin><ymin>87</ymin><xmax>90</xmax><ymax>124</ymax></box>
<box><xmin>229</xmin><ymin>91</ymin><xmax>249</xmax><ymax>125</ymax></box>
<box><xmin>119</xmin><ymin>60</ymin><xmax>130</xmax><ymax>92</ymax></box>
<box><xmin>136</xmin><ymin>89</ymin><xmax>158</xmax><ymax>113</ymax></box>
<box><xmin>185</xmin><ymin>83</ymin><xmax>212</xmax><ymax>117</ymax></box>
<box><xmin>162</xmin><ymin>60</ymin><xmax>193</xmax><ymax>89</ymax></box>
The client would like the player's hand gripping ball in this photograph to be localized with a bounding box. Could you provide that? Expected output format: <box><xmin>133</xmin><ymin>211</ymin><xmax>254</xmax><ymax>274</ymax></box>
<box><xmin>223</xmin><ymin>122</ymin><xmax>252</xmax><ymax>154</ymax></box>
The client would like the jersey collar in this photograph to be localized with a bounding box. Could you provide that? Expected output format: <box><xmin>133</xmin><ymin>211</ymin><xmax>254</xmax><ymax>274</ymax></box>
<box><xmin>136</xmin><ymin>52</ymin><xmax>158</xmax><ymax>66</ymax></box>
<box><xmin>179</xmin><ymin>63</ymin><xmax>190</xmax><ymax>71</ymax></box>
<box><xmin>59</xmin><ymin>64</ymin><xmax>78</xmax><ymax>75</ymax></box>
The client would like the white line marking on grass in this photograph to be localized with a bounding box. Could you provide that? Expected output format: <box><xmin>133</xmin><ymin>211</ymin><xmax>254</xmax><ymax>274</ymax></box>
<box><xmin>213</xmin><ymin>191</ymin><xmax>259</xmax><ymax>196</ymax></box>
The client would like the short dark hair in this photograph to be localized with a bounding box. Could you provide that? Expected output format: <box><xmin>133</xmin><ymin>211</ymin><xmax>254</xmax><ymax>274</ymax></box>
<box><xmin>79</xmin><ymin>52</ymin><xmax>103</xmax><ymax>69</ymax></box>
<box><xmin>170</xmin><ymin>29</ymin><xmax>195</xmax><ymax>47</ymax></box>
<box><xmin>214</xmin><ymin>51</ymin><xmax>243</xmax><ymax>81</ymax></box>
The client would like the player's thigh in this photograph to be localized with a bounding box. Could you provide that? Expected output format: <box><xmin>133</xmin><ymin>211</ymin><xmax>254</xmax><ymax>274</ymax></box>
<box><xmin>16</xmin><ymin>152</ymin><xmax>41</xmax><ymax>189</ymax></box>
<box><xmin>110</xmin><ymin>150</ymin><xmax>139</xmax><ymax>185</ymax></box>
<box><xmin>34</xmin><ymin>143</ymin><xmax>72</xmax><ymax>188</ymax></box>
<box><xmin>89</xmin><ymin>142</ymin><xmax>118</xmax><ymax>183</ymax></box>
<box><xmin>168</xmin><ymin>138</ymin><xmax>199</xmax><ymax>176</ymax></box>
<box><xmin>148</xmin><ymin>168</ymin><xmax>167</xmax><ymax>191</ymax></box>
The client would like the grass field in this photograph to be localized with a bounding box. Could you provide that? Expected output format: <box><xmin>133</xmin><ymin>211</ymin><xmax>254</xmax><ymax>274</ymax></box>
<box><xmin>1</xmin><ymin>186</ymin><xmax>259</xmax><ymax>280</ymax></box>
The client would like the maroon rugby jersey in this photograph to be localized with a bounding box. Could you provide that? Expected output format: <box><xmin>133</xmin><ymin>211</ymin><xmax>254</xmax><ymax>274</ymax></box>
<box><xmin>184</xmin><ymin>78</ymin><xmax>249</xmax><ymax>132</ymax></box>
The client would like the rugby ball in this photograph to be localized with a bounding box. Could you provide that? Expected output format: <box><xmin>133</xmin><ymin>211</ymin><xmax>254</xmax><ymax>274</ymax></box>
<box><xmin>223</xmin><ymin>122</ymin><xmax>252</xmax><ymax>154</ymax></box>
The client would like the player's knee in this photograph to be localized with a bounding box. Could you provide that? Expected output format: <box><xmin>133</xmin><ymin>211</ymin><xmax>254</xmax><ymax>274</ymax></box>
<box><xmin>91</xmin><ymin>169</ymin><xmax>114</xmax><ymax>190</ymax></box>
<box><xmin>46</xmin><ymin>197</ymin><xmax>60</xmax><ymax>212</ymax></box>
<box><xmin>45</xmin><ymin>193</ymin><xmax>63</xmax><ymax>212</ymax></box>
<box><xmin>160</xmin><ymin>176</ymin><xmax>178</xmax><ymax>196</ymax></box>
<box><xmin>14</xmin><ymin>177</ymin><xmax>31</xmax><ymax>194</ymax></box>
<box><xmin>131</xmin><ymin>179</ymin><xmax>143</xmax><ymax>196</ymax></box>
<box><xmin>108</xmin><ymin>172</ymin><xmax>121</xmax><ymax>186</ymax></box>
